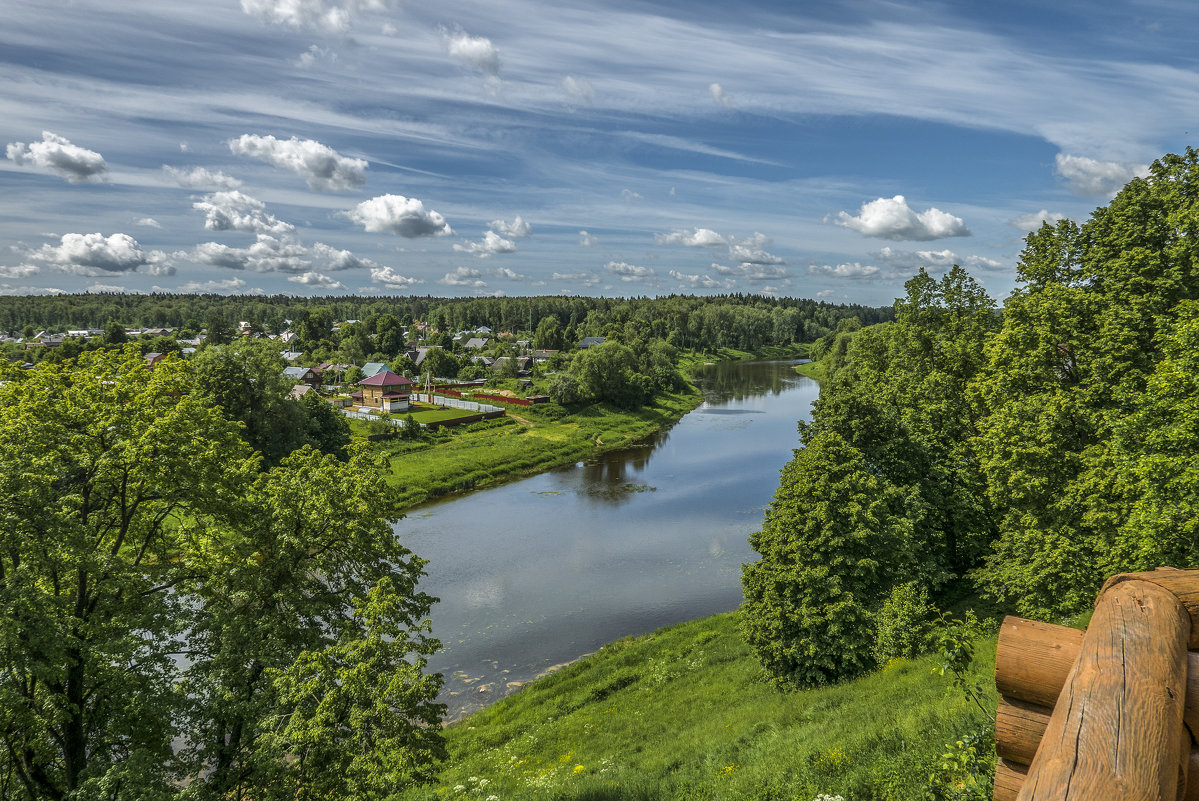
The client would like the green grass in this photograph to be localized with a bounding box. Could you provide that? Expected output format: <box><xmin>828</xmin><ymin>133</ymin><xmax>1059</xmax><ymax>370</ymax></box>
<box><xmin>794</xmin><ymin>360</ymin><xmax>824</xmax><ymax>381</ymax></box>
<box><xmin>408</xmin><ymin>612</ymin><xmax>997</xmax><ymax>801</ymax></box>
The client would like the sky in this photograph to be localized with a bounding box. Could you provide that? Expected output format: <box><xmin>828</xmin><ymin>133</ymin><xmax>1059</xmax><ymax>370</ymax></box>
<box><xmin>2</xmin><ymin>0</ymin><xmax>1197</xmax><ymax>305</ymax></box>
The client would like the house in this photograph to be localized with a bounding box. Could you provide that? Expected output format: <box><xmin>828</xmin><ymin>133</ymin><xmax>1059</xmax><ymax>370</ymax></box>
<box><xmin>283</xmin><ymin>366</ymin><xmax>319</xmax><ymax>388</ymax></box>
<box><xmin>464</xmin><ymin>337</ymin><xmax>489</xmax><ymax>350</ymax></box>
<box><xmin>475</xmin><ymin>326</ymin><xmax>492</xmax><ymax>335</ymax></box>
<box><xmin>361</xmin><ymin>362</ymin><xmax>389</xmax><ymax>378</ymax></box>
<box><xmin>530</xmin><ymin>349</ymin><xmax>558</xmax><ymax>363</ymax></box>
<box><xmin>355</xmin><ymin>370</ymin><xmax>414</xmax><ymax>412</ymax></box>
<box><xmin>578</xmin><ymin>336</ymin><xmax>607</xmax><ymax>349</ymax></box>
<box><xmin>289</xmin><ymin>384</ymin><xmax>314</xmax><ymax>400</ymax></box>
<box><xmin>144</xmin><ymin>352</ymin><xmax>167</xmax><ymax>370</ymax></box>
<box><xmin>280</xmin><ymin>350</ymin><xmax>303</xmax><ymax>362</ymax></box>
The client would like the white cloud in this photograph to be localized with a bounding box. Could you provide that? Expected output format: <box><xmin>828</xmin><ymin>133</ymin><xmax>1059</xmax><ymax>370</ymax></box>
<box><xmin>346</xmin><ymin>194</ymin><xmax>452</xmax><ymax>237</ymax></box>
<box><xmin>0</xmin><ymin>264</ymin><xmax>40</xmax><ymax>280</ymax></box>
<box><xmin>579</xmin><ymin>231</ymin><xmax>598</xmax><ymax>247</ymax></box>
<box><xmin>297</xmin><ymin>44</ymin><xmax>336</xmax><ymax>68</ymax></box>
<box><xmin>193</xmin><ymin>190</ymin><xmax>295</xmax><ymax>235</ymax></box>
<box><xmin>163</xmin><ymin>165</ymin><xmax>243</xmax><ymax>190</ymax></box>
<box><xmin>6</xmin><ymin>131</ymin><xmax>107</xmax><ymax>183</ymax></box>
<box><xmin>369</xmin><ymin>265</ymin><xmax>421</xmax><ymax>289</ymax></box>
<box><xmin>440</xmin><ymin>266</ymin><xmax>488</xmax><ymax>287</ymax></box>
<box><xmin>493</xmin><ymin>267</ymin><xmax>526</xmax><ymax>280</ymax></box>
<box><xmin>809</xmin><ymin>262</ymin><xmax>883</xmax><ymax>279</ymax></box>
<box><xmin>562</xmin><ymin>76</ymin><xmax>595</xmax><ymax>106</ymax></box>
<box><xmin>604</xmin><ymin>261</ymin><xmax>655</xmax><ymax>281</ymax></box>
<box><xmin>178</xmin><ymin>277</ymin><xmax>250</xmax><ymax>293</ymax></box>
<box><xmin>31</xmin><ymin>233</ymin><xmax>168</xmax><ymax>274</ymax></box>
<box><xmin>552</xmin><ymin>271</ymin><xmax>601</xmax><ymax>287</ymax></box>
<box><xmin>712</xmin><ymin>262</ymin><xmax>788</xmax><ymax>282</ymax></box>
<box><xmin>229</xmin><ymin>134</ymin><xmax>367</xmax><ymax>192</ymax></box>
<box><xmin>86</xmin><ymin>283</ymin><xmax>145</xmax><ymax>294</ymax></box>
<box><xmin>656</xmin><ymin>227</ymin><xmax>728</xmax><ymax>247</ymax></box>
<box><xmin>1011</xmin><ymin>209</ymin><xmax>1067</xmax><ymax>229</ymax></box>
<box><xmin>1054</xmin><ymin>153</ymin><xmax>1149</xmax><ymax>196</ymax></box>
<box><xmin>239</xmin><ymin>0</ymin><xmax>393</xmax><ymax>31</ymax></box>
<box><xmin>309</xmin><ymin>241</ymin><xmax>376</xmax><ymax>271</ymax></box>
<box><xmin>288</xmin><ymin>271</ymin><xmax>344</xmax><ymax>289</ymax></box>
<box><xmin>727</xmin><ymin>233</ymin><xmax>783</xmax><ymax>264</ymax></box>
<box><xmin>621</xmin><ymin>189</ymin><xmax>643</xmax><ymax>201</ymax></box>
<box><xmin>874</xmin><ymin>246</ymin><xmax>1005</xmax><ymax>272</ymax></box>
<box><xmin>453</xmin><ymin>230</ymin><xmax>517</xmax><ymax>257</ymax></box>
<box><xmin>192</xmin><ymin>234</ymin><xmax>309</xmax><ymax>273</ymax></box>
<box><xmin>834</xmin><ymin>195</ymin><xmax>970</xmax><ymax>241</ymax></box>
<box><xmin>669</xmin><ymin>269</ymin><xmax>724</xmax><ymax>289</ymax></box>
<box><xmin>135</xmin><ymin>217</ymin><xmax>162</xmax><ymax>228</ymax></box>
<box><xmin>446</xmin><ymin>31</ymin><xmax>500</xmax><ymax>76</ymax></box>
<box><xmin>709</xmin><ymin>82</ymin><xmax>735</xmax><ymax>108</ymax></box>
<box><xmin>489</xmin><ymin>215</ymin><xmax>531</xmax><ymax>238</ymax></box>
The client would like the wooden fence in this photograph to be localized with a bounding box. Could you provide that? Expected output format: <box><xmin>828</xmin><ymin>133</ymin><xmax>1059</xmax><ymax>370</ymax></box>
<box><xmin>993</xmin><ymin>567</ymin><xmax>1199</xmax><ymax>801</ymax></box>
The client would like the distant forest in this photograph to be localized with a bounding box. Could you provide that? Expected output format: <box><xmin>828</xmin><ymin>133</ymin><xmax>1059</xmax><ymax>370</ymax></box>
<box><xmin>0</xmin><ymin>293</ymin><xmax>894</xmax><ymax>352</ymax></box>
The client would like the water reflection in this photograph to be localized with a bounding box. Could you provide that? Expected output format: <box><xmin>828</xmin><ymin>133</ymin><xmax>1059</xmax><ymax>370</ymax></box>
<box><xmin>398</xmin><ymin>360</ymin><xmax>819</xmax><ymax>719</ymax></box>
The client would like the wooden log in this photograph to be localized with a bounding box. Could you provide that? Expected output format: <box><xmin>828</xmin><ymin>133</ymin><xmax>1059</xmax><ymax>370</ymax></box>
<box><xmin>997</xmin><ymin>616</ymin><xmax>1199</xmax><ymax>744</ymax></box>
<box><xmin>995</xmin><ymin>617</ymin><xmax>1083</xmax><ymax>708</ymax></box>
<box><xmin>994</xmin><ymin>759</ymin><xmax>1029</xmax><ymax>801</ymax></box>
<box><xmin>996</xmin><ymin>697</ymin><xmax>1051</xmax><ymax>766</ymax></box>
<box><xmin>1101</xmin><ymin>569</ymin><xmax>1199</xmax><ymax>649</ymax></box>
<box><xmin>1017</xmin><ymin>579</ymin><xmax>1190</xmax><ymax>801</ymax></box>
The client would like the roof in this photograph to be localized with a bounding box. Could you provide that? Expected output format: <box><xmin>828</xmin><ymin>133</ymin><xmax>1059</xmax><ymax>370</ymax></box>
<box><xmin>283</xmin><ymin>366</ymin><xmax>313</xmax><ymax>379</ymax></box>
<box><xmin>289</xmin><ymin>384</ymin><xmax>314</xmax><ymax>399</ymax></box>
<box><xmin>464</xmin><ymin>337</ymin><xmax>489</xmax><ymax>349</ymax></box>
<box><xmin>358</xmin><ymin>370</ymin><xmax>414</xmax><ymax>387</ymax></box>
<box><xmin>361</xmin><ymin>362</ymin><xmax>389</xmax><ymax>377</ymax></box>
<box><xmin>578</xmin><ymin>336</ymin><xmax>607</xmax><ymax>349</ymax></box>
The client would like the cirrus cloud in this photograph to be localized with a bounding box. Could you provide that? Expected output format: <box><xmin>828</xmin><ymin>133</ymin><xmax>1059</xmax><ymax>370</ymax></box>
<box><xmin>229</xmin><ymin>134</ymin><xmax>367</xmax><ymax>192</ymax></box>
<box><xmin>833</xmin><ymin>195</ymin><xmax>970</xmax><ymax>241</ymax></box>
<box><xmin>6</xmin><ymin>131</ymin><xmax>107</xmax><ymax>183</ymax></box>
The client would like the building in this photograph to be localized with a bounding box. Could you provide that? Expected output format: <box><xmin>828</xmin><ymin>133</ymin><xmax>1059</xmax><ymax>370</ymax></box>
<box><xmin>355</xmin><ymin>370</ymin><xmax>414</xmax><ymax>412</ymax></box>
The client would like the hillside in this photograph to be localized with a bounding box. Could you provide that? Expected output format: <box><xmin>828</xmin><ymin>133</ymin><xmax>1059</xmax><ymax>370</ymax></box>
<box><xmin>404</xmin><ymin>613</ymin><xmax>997</xmax><ymax>801</ymax></box>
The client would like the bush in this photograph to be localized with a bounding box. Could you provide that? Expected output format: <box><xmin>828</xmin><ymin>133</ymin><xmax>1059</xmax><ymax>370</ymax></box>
<box><xmin>873</xmin><ymin>582</ymin><xmax>937</xmax><ymax>663</ymax></box>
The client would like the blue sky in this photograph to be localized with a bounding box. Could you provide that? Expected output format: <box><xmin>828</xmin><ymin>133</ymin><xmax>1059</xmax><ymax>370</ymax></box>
<box><xmin>1</xmin><ymin>0</ymin><xmax>1195</xmax><ymax>304</ymax></box>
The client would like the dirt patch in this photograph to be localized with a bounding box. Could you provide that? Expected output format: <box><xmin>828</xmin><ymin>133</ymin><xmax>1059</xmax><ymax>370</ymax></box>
<box><xmin>489</xmin><ymin>389</ymin><xmax>519</xmax><ymax>397</ymax></box>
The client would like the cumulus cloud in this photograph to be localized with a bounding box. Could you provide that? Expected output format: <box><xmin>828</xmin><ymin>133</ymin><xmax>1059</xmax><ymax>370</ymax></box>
<box><xmin>562</xmin><ymin>76</ymin><xmax>595</xmax><ymax>107</ymax></box>
<box><xmin>0</xmin><ymin>264</ymin><xmax>40</xmax><ymax>280</ymax></box>
<box><xmin>439</xmin><ymin>266</ymin><xmax>488</xmax><ymax>287</ymax></box>
<box><xmin>1011</xmin><ymin>209</ymin><xmax>1067</xmax><ymax>229</ymax></box>
<box><xmin>727</xmin><ymin>233</ymin><xmax>784</xmax><ymax>264</ymax></box>
<box><xmin>656</xmin><ymin>227</ymin><xmax>728</xmax><ymax>247</ymax></box>
<box><xmin>229</xmin><ymin>134</ymin><xmax>367</xmax><ymax>192</ymax></box>
<box><xmin>489</xmin><ymin>216</ymin><xmax>531</xmax><ymax>238</ymax></box>
<box><xmin>369</xmin><ymin>265</ymin><xmax>421</xmax><ymax>290</ymax></box>
<box><xmin>712</xmin><ymin>262</ymin><xmax>788</xmax><ymax>282</ymax></box>
<box><xmin>809</xmin><ymin>262</ymin><xmax>884</xmax><ymax>279</ymax></box>
<box><xmin>6</xmin><ymin>131</ymin><xmax>107</xmax><ymax>183</ymax></box>
<box><xmin>1054</xmin><ymin>154</ymin><xmax>1149</xmax><ymax>197</ymax></box>
<box><xmin>874</xmin><ymin>246</ymin><xmax>1004</xmax><ymax>272</ymax></box>
<box><xmin>297</xmin><ymin>44</ymin><xmax>336</xmax><ymax>67</ymax></box>
<box><xmin>163</xmin><ymin>165</ymin><xmax>242</xmax><ymax>190</ymax></box>
<box><xmin>579</xmin><ymin>231</ymin><xmax>598</xmax><ymax>247</ymax></box>
<box><xmin>178</xmin><ymin>277</ymin><xmax>250</xmax><ymax>293</ymax></box>
<box><xmin>669</xmin><ymin>269</ymin><xmax>724</xmax><ymax>289</ymax></box>
<box><xmin>193</xmin><ymin>234</ymin><xmax>309</xmax><ymax>273</ymax></box>
<box><xmin>86</xmin><ymin>283</ymin><xmax>145</xmax><ymax>294</ymax></box>
<box><xmin>309</xmin><ymin>241</ymin><xmax>376</xmax><ymax>271</ymax></box>
<box><xmin>493</xmin><ymin>267</ymin><xmax>526</xmax><ymax>280</ymax></box>
<box><xmin>833</xmin><ymin>195</ymin><xmax>970</xmax><ymax>241</ymax></box>
<box><xmin>288</xmin><ymin>271</ymin><xmax>344</xmax><ymax>289</ymax></box>
<box><xmin>31</xmin><ymin>233</ymin><xmax>168</xmax><ymax>274</ymax></box>
<box><xmin>239</xmin><ymin>0</ymin><xmax>392</xmax><ymax>31</ymax></box>
<box><xmin>709</xmin><ymin>82</ymin><xmax>735</xmax><ymax>108</ymax></box>
<box><xmin>193</xmin><ymin>190</ymin><xmax>295</xmax><ymax>235</ymax></box>
<box><xmin>346</xmin><ymin>194</ymin><xmax>452</xmax><ymax>237</ymax></box>
<box><xmin>605</xmin><ymin>261</ymin><xmax>655</xmax><ymax>282</ymax></box>
<box><xmin>454</xmin><ymin>230</ymin><xmax>517</xmax><ymax>257</ymax></box>
<box><xmin>446</xmin><ymin>31</ymin><xmax>500</xmax><ymax>76</ymax></box>
<box><xmin>135</xmin><ymin>217</ymin><xmax>162</xmax><ymax>228</ymax></box>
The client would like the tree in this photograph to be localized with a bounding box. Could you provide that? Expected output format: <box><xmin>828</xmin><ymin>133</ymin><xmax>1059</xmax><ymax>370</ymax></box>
<box><xmin>0</xmin><ymin>349</ymin><xmax>445</xmax><ymax>800</ymax></box>
<box><xmin>740</xmin><ymin>431</ymin><xmax>914</xmax><ymax>686</ymax></box>
<box><xmin>572</xmin><ymin>340</ymin><xmax>649</xmax><ymax>408</ymax></box>
<box><xmin>534</xmin><ymin>316</ymin><xmax>563</xmax><ymax>351</ymax></box>
<box><xmin>420</xmin><ymin>347</ymin><xmax>459</xmax><ymax>379</ymax></box>
<box><xmin>205</xmin><ymin>311</ymin><xmax>234</xmax><ymax>346</ymax></box>
<box><xmin>103</xmin><ymin>318</ymin><xmax>128</xmax><ymax>345</ymax></box>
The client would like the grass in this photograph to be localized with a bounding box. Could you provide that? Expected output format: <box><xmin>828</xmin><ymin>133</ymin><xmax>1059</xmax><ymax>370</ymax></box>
<box><xmin>406</xmin><ymin>612</ymin><xmax>998</xmax><ymax>801</ymax></box>
<box><xmin>794</xmin><ymin>360</ymin><xmax>824</xmax><ymax>381</ymax></box>
<box><xmin>365</xmin><ymin>388</ymin><xmax>703</xmax><ymax>511</ymax></box>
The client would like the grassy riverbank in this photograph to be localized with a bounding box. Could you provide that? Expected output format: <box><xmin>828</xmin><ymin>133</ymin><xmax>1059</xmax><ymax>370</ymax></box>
<box><xmin>364</xmin><ymin>346</ymin><xmax>809</xmax><ymax>511</ymax></box>
<box><xmin>405</xmin><ymin>612</ymin><xmax>997</xmax><ymax>801</ymax></box>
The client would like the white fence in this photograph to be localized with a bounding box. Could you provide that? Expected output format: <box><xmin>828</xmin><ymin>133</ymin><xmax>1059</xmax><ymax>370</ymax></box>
<box><xmin>412</xmin><ymin>393</ymin><xmax>502</xmax><ymax>414</ymax></box>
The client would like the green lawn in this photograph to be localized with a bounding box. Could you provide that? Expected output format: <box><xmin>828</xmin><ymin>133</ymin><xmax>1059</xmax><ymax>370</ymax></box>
<box><xmin>405</xmin><ymin>612</ymin><xmax>998</xmax><ymax>801</ymax></box>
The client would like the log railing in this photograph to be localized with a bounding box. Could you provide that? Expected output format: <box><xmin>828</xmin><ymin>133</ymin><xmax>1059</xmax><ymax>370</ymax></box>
<box><xmin>993</xmin><ymin>568</ymin><xmax>1199</xmax><ymax>801</ymax></box>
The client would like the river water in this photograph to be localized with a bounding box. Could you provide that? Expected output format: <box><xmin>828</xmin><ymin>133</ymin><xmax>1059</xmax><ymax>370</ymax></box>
<box><xmin>395</xmin><ymin>360</ymin><xmax>819</xmax><ymax>718</ymax></box>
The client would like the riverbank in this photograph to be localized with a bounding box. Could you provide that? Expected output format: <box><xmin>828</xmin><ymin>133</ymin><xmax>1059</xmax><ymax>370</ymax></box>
<box><xmin>366</xmin><ymin>346</ymin><xmax>808</xmax><ymax>512</ymax></box>
<box><xmin>401</xmin><ymin>612</ymin><xmax>997</xmax><ymax>801</ymax></box>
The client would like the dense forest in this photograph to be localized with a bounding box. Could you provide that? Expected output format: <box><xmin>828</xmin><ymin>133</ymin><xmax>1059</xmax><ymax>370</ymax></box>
<box><xmin>742</xmin><ymin>147</ymin><xmax>1199</xmax><ymax>689</ymax></box>
<box><xmin>0</xmin><ymin>293</ymin><xmax>892</xmax><ymax>355</ymax></box>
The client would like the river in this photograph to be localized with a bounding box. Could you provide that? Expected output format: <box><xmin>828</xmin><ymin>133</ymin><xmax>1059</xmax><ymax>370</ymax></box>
<box><xmin>395</xmin><ymin>360</ymin><xmax>819</xmax><ymax>719</ymax></box>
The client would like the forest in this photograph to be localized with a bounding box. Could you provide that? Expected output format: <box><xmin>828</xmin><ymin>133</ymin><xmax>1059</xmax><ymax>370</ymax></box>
<box><xmin>742</xmin><ymin>147</ymin><xmax>1199</xmax><ymax>689</ymax></box>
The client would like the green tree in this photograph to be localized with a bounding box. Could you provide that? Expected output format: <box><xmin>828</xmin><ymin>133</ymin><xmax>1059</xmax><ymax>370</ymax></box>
<box><xmin>299</xmin><ymin>390</ymin><xmax>351</xmax><ymax>460</ymax></box>
<box><xmin>205</xmin><ymin>311</ymin><xmax>234</xmax><ymax>346</ymax></box>
<box><xmin>103</xmin><ymin>318</ymin><xmax>128</xmax><ymax>345</ymax></box>
<box><xmin>740</xmin><ymin>431</ymin><xmax>914</xmax><ymax>686</ymax></box>
<box><xmin>421</xmin><ymin>347</ymin><xmax>459</xmax><ymax>379</ymax></box>
<box><xmin>534</xmin><ymin>315</ymin><xmax>564</xmax><ymax>351</ymax></box>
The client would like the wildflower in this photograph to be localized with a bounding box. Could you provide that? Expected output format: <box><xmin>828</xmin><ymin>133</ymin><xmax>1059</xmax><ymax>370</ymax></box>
<box><xmin>573</xmin><ymin>764</ymin><xmax>585</xmax><ymax>774</ymax></box>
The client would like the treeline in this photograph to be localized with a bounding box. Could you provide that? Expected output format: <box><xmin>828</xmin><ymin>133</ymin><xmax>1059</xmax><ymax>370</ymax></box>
<box><xmin>742</xmin><ymin>147</ymin><xmax>1199</xmax><ymax>687</ymax></box>
<box><xmin>0</xmin><ymin>293</ymin><xmax>892</xmax><ymax>354</ymax></box>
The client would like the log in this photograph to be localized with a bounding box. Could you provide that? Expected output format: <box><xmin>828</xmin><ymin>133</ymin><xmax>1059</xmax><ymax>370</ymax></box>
<box><xmin>995</xmin><ymin>616</ymin><xmax>1083</xmax><ymax>708</ymax></box>
<box><xmin>995</xmin><ymin>697</ymin><xmax>1050</xmax><ymax>766</ymax></box>
<box><xmin>1017</xmin><ymin>579</ymin><xmax>1190</xmax><ymax>801</ymax></box>
<box><xmin>994</xmin><ymin>759</ymin><xmax>1028</xmax><ymax>801</ymax></box>
<box><xmin>1101</xmin><ymin>569</ymin><xmax>1199</xmax><ymax>649</ymax></box>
